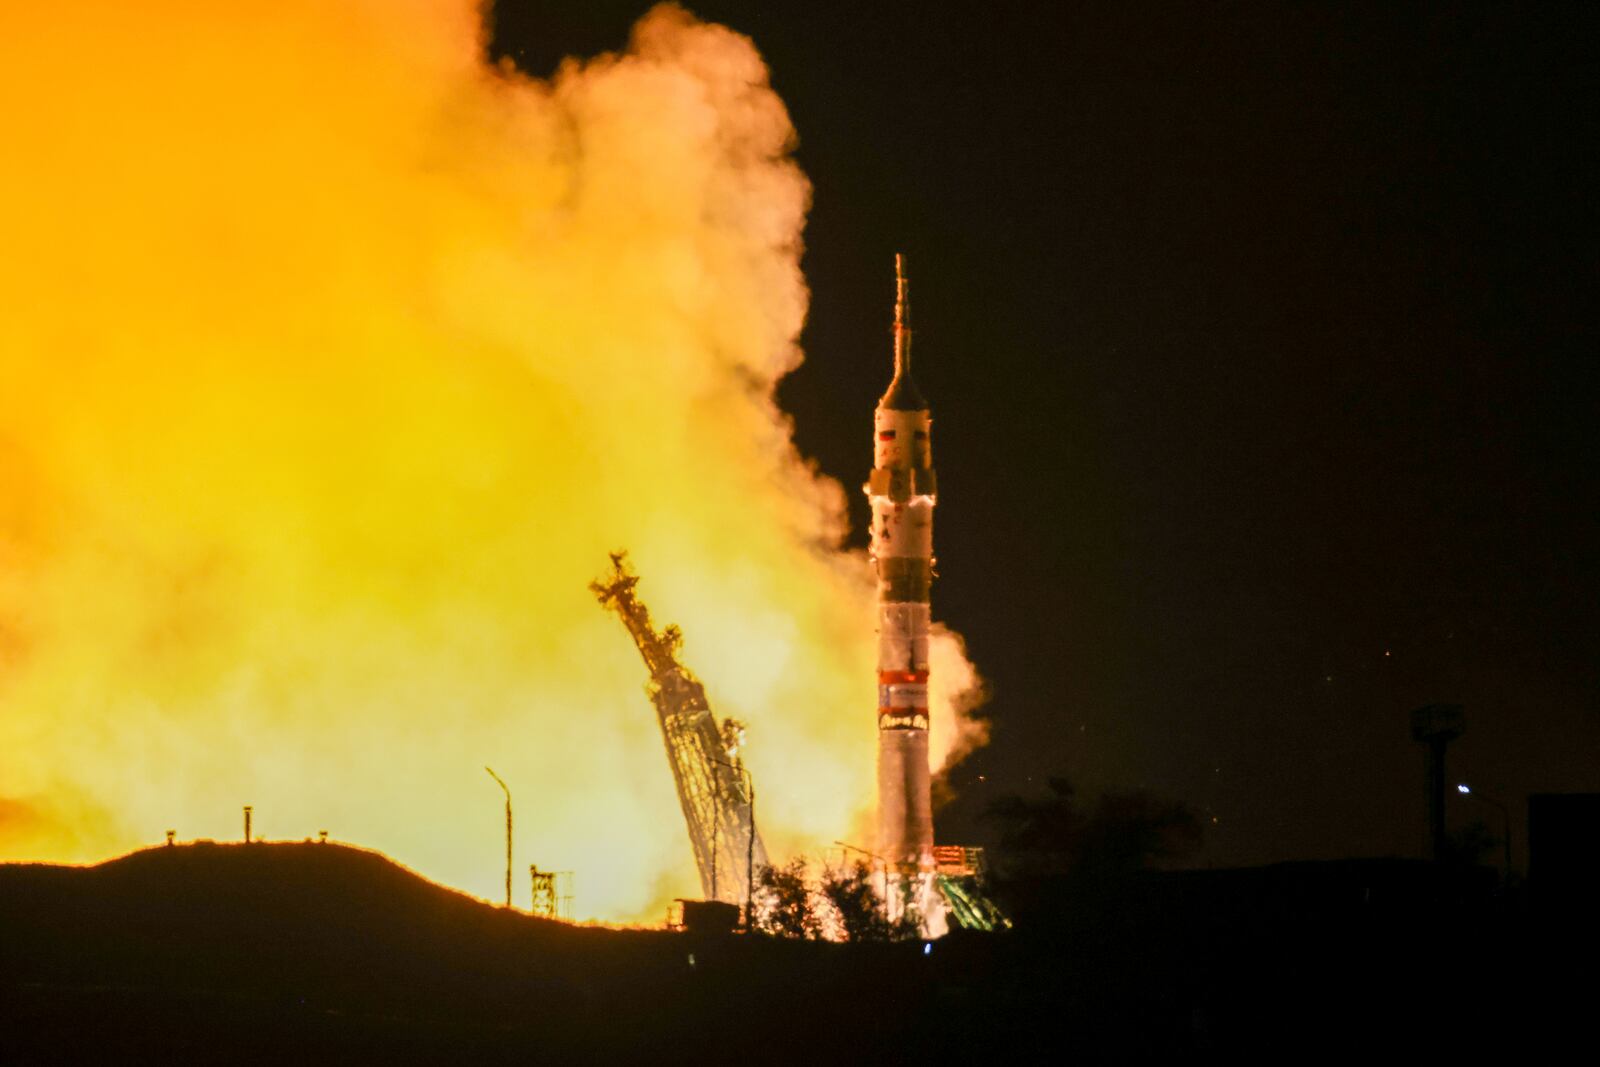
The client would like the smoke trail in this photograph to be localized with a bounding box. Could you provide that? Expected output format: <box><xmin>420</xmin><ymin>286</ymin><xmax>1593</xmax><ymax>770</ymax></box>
<box><xmin>0</xmin><ymin>0</ymin><xmax>984</xmax><ymax>919</ymax></box>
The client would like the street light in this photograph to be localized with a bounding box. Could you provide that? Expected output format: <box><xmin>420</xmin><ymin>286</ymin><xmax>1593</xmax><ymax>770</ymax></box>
<box><xmin>485</xmin><ymin>767</ymin><xmax>512</xmax><ymax>908</ymax></box>
<box><xmin>1456</xmin><ymin>783</ymin><xmax>1513</xmax><ymax>879</ymax></box>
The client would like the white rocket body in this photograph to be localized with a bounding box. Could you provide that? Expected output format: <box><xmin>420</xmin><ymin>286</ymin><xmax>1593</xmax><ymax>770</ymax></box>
<box><xmin>869</xmin><ymin>255</ymin><xmax>937</xmax><ymax>871</ymax></box>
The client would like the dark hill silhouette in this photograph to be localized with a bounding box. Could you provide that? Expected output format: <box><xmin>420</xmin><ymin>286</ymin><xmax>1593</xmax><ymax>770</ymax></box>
<box><xmin>0</xmin><ymin>842</ymin><xmax>936</xmax><ymax>1063</ymax></box>
<box><xmin>0</xmin><ymin>843</ymin><xmax>1571</xmax><ymax>1062</ymax></box>
<box><xmin>3</xmin><ymin>842</ymin><xmax>671</xmax><ymax>1010</ymax></box>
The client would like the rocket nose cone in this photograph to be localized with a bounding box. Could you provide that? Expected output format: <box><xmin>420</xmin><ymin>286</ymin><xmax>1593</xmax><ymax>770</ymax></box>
<box><xmin>879</xmin><ymin>372</ymin><xmax>927</xmax><ymax>411</ymax></box>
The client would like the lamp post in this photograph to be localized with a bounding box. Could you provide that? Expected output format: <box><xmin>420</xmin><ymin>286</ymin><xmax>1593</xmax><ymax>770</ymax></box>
<box><xmin>1457</xmin><ymin>783</ymin><xmax>1513</xmax><ymax>881</ymax></box>
<box><xmin>485</xmin><ymin>767</ymin><xmax>512</xmax><ymax>908</ymax></box>
<box><xmin>744</xmin><ymin>771</ymin><xmax>755</xmax><ymax>925</ymax></box>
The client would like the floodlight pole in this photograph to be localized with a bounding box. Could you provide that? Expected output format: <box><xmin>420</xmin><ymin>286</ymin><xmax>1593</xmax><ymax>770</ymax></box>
<box><xmin>485</xmin><ymin>767</ymin><xmax>512</xmax><ymax>908</ymax></box>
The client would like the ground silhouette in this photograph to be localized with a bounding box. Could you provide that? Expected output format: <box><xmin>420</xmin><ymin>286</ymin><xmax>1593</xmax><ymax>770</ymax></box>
<box><xmin>0</xmin><ymin>839</ymin><xmax>1570</xmax><ymax>1063</ymax></box>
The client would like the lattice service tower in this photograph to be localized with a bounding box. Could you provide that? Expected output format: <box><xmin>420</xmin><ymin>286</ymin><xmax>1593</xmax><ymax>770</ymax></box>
<box><xmin>592</xmin><ymin>554</ymin><xmax>768</xmax><ymax>907</ymax></box>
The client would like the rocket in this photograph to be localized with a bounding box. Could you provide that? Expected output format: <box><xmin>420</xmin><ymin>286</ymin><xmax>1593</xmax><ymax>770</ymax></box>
<box><xmin>870</xmin><ymin>254</ymin><xmax>937</xmax><ymax>871</ymax></box>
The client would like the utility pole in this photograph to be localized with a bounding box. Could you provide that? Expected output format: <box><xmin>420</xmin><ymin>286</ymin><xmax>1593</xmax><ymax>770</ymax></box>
<box><xmin>485</xmin><ymin>767</ymin><xmax>512</xmax><ymax>908</ymax></box>
<box><xmin>745</xmin><ymin>769</ymin><xmax>756</xmax><ymax>926</ymax></box>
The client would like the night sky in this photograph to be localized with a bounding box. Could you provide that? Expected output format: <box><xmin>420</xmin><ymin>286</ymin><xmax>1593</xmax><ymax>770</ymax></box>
<box><xmin>495</xmin><ymin>2</ymin><xmax>1598</xmax><ymax>869</ymax></box>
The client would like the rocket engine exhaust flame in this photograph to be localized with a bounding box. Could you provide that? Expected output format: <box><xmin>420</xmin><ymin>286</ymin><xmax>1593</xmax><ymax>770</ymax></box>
<box><xmin>0</xmin><ymin>0</ymin><xmax>987</xmax><ymax>921</ymax></box>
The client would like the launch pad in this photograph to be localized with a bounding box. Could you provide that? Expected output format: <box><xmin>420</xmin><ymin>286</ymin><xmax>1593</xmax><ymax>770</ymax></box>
<box><xmin>594</xmin><ymin>257</ymin><xmax>1003</xmax><ymax>936</ymax></box>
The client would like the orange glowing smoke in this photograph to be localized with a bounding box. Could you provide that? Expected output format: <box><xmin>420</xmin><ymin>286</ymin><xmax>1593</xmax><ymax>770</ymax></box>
<box><xmin>0</xmin><ymin>0</ymin><xmax>985</xmax><ymax>920</ymax></box>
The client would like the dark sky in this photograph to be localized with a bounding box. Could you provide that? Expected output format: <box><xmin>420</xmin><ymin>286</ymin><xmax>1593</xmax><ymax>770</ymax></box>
<box><xmin>494</xmin><ymin>2</ymin><xmax>1599</xmax><ymax>869</ymax></box>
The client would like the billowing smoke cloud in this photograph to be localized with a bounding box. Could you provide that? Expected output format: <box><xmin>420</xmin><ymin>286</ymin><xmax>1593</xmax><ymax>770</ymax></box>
<box><xmin>0</xmin><ymin>0</ymin><xmax>984</xmax><ymax>919</ymax></box>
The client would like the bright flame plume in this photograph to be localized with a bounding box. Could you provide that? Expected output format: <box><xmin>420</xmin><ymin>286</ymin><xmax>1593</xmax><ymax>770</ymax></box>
<box><xmin>0</xmin><ymin>0</ymin><xmax>985</xmax><ymax>920</ymax></box>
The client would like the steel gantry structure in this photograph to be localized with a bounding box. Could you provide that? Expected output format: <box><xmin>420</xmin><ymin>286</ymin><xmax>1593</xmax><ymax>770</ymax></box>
<box><xmin>592</xmin><ymin>553</ymin><xmax>767</xmax><ymax>908</ymax></box>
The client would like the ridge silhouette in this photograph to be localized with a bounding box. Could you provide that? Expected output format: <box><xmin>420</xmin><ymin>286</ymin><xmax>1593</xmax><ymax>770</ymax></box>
<box><xmin>1</xmin><ymin>842</ymin><xmax>943</xmax><ymax>1062</ymax></box>
<box><xmin>0</xmin><ymin>839</ymin><xmax>1566</xmax><ymax>1061</ymax></box>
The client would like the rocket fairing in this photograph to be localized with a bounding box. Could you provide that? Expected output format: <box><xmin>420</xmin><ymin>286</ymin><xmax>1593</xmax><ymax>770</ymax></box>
<box><xmin>870</xmin><ymin>254</ymin><xmax>937</xmax><ymax>871</ymax></box>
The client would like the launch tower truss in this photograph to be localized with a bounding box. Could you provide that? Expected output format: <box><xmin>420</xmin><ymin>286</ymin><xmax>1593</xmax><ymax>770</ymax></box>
<box><xmin>592</xmin><ymin>553</ymin><xmax>769</xmax><ymax>908</ymax></box>
<box><xmin>529</xmin><ymin>866</ymin><xmax>573</xmax><ymax>920</ymax></box>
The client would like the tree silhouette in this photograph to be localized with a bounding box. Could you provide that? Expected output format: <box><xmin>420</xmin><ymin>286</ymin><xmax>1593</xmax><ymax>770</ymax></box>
<box><xmin>818</xmin><ymin>860</ymin><xmax>892</xmax><ymax>942</ymax></box>
<box><xmin>752</xmin><ymin>858</ymin><xmax>820</xmax><ymax>939</ymax></box>
<box><xmin>1442</xmin><ymin>819</ymin><xmax>1500</xmax><ymax>869</ymax></box>
<box><xmin>987</xmin><ymin>777</ymin><xmax>1203</xmax><ymax>922</ymax></box>
<box><xmin>816</xmin><ymin>861</ymin><xmax>923</xmax><ymax>942</ymax></box>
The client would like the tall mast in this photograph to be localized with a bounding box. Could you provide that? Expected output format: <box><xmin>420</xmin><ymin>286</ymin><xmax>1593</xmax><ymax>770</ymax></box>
<box><xmin>894</xmin><ymin>252</ymin><xmax>912</xmax><ymax>379</ymax></box>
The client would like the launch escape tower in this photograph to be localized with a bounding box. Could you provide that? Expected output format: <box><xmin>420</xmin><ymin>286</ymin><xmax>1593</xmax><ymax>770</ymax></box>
<box><xmin>592</xmin><ymin>554</ymin><xmax>768</xmax><ymax>908</ymax></box>
<box><xmin>871</xmin><ymin>254</ymin><xmax>938</xmax><ymax>874</ymax></box>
